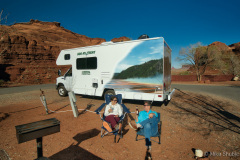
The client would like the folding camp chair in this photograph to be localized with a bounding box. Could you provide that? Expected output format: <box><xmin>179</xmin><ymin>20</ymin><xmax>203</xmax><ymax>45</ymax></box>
<box><xmin>95</xmin><ymin>94</ymin><xmax>130</xmax><ymax>143</ymax></box>
<box><xmin>136</xmin><ymin>112</ymin><xmax>162</xmax><ymax>144</ymax></box>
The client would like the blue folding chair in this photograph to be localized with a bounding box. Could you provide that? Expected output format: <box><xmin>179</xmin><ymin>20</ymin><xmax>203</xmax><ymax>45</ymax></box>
<box><xmin>135</xmin><ymin>112</ymin><xmax>162</xmax><ymax>144</ymax></box>
<box><xmin>95</xmin><ymin>94</ymin><xmax>130</xmax><ymax>143</ymax></box>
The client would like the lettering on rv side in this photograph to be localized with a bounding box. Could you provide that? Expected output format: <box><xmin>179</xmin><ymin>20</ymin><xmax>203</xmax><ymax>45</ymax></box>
<box><xmin>77</xmin><ymin>51</ymin><xmax>95</xmax><ymax>55</ymax></box>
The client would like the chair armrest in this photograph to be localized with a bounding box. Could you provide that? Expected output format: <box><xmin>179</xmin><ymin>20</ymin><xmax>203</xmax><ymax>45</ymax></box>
<box><xmin>118</xmin><ymin>112</ymin><xmax>127</xmax><ymax>123</ymax></box>
<box><xmin>121</xmin><ymin>104</ymin><xmax>131</xmax><ymax>113</ymax></box>
<box><xmin>94</xmin><ymin>103</ymin><xmax>106</xmax><ymax>114</ymax></box>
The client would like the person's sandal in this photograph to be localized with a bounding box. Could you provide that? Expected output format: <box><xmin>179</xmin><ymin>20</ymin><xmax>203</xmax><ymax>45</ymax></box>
<box><xmin>146</xmin><ymin>147</ymin><xmax>152</xmax><ymax>160</ymax></box>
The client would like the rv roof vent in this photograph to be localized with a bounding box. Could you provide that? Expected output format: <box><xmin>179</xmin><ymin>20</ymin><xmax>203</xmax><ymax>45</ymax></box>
<box><xmin>101</xmin><ymin>41</ymin><xmax>113</xmax><ymax>45</ymax></box>
<box><xmin>138</xmin><ymin>34</ymin><xmax>149</xmax><ymax>39</ymax></box>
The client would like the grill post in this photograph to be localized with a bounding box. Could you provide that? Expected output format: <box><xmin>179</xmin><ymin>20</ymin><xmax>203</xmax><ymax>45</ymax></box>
<box><xmin>37</xmin><ymin>137</ymin><xmax>43</xmax><ymax>158</ymax></box>
<box><xmin>40</xmin><ymin>89</ymin><xmax>49</xmax><ymax>114</ymax></box>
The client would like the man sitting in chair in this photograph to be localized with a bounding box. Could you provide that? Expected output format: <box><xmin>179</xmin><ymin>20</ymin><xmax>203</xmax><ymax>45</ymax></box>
<box><xmin>130</xmin><ymin>101</ymin><xmax>158</xmax><ymax>151</ymax></box>
<box><xmin>104</xmin><ymin>96</ymin><xmax>123</xmax><ymax>133</ymax></box>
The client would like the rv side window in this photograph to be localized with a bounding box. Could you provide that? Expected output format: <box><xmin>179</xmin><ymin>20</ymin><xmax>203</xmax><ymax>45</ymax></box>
<box><xmin>76</xmin><ymin>57</ymin><xmax>97</xmax><ymax>70</ymax></box>
<box><xmin>77</xmin><ymin>58</ymin><xmax>87</xmax><ymax>69</ymax></box>
<box><xmin>87</xmin><ymin>57</ymin><xmax>97</xmax><ymax>69</ymax></box>
<box><xmin>64</xmin><ymin>54</ymin><xmax>70</xmax><ymax>60</ymax></box>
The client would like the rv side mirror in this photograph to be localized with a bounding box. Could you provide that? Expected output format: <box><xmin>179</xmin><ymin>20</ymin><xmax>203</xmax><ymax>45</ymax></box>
<box><xmin>58</xmin><ymin>69</ymin><xmax>61</xmax><ymax>76</ymax></box>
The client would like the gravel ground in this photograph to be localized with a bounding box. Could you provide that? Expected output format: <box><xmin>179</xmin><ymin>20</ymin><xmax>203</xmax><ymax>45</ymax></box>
<box><xmin>0</xmin><ymin>88</ymin><xmax>240</xmax><ymax>160</ymax></box>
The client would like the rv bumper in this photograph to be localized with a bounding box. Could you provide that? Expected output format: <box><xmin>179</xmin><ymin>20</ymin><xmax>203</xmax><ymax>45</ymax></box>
<box><xmin>168</xmin><ymin>89</ymin><xmax>175</xmax><ymax>100</ymax></box>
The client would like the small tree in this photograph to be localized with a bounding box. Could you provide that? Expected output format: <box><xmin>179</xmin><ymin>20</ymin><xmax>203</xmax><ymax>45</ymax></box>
<box><xmin>0</xmin><ymin>9</ymin><xmax>10</xmax><ymax>57</ymax></box>
<box><xmin>0</xmin><ymin>9</ymin><xmax>8</xmax><ymax>25</ymax></box>
<box><xmin>178</xmin><ymin>42</ymin><xmax>216</xmax><ymax>81</ymax></box>
<box><xmin>230</xmin><ymin>54</ymin><xmax>240</xmax><ymax>76</ymax></box>
<box><xmin>210</xmin><ymin>47</ymin><xmax>240</xmax><ymax>77</ymax></box>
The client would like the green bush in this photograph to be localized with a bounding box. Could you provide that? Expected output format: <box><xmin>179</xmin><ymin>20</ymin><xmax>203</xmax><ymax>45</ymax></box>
<box><xmin>179</xmin><ymin>71</ymin><xmax>190</xmax><ymax>75</ymax></box>
<box><xmin>0</xmin><ymin>79</ymin><xmax>5</xmax><ymax>86</ymax></box>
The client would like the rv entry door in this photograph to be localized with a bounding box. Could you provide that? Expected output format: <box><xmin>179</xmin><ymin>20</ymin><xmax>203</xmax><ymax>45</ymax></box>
<box><xmin>64</xmin><ymin>68</ymin><xmax>73</xmax><ymax>91</ymax></box>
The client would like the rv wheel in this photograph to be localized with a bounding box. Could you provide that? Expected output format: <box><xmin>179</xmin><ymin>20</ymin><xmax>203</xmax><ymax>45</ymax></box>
<box><xmin>164</xmin><ymin>99</ymin><xmax>170</xmax><ymax>106</ymax></box>
<box><xmin>104</xmin><ymin>90</ymin><xmax>115</xmax><ymax>100</ymax></box>
<box><xmin>58</xmin><ymin>86</ymin><xmax>68</xmax><ymax>97</ymax></box>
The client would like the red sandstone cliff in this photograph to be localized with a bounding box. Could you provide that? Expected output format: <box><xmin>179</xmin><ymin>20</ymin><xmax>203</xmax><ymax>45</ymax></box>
<box><xmin>0</xmin><ymin>20</ymin><xmax>106</xmax><ymax>86</ymax></box>
<box><xmin>229</xmin><ymin>42</ymin><xmax>240</xmax><ymax>55</ymax></box>
<box><xmin>209</xmin><ymin>41</ymin><xmax>240</xmax><ymax>57</ymax></box>
<box><xmin>111</xmin><ymin>36</ymin><xmax>130</xmax><ymax>42</ymax></box>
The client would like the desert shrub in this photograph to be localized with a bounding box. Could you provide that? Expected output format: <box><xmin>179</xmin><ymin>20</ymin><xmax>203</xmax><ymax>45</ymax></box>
<box><xmin>180</xmin><ymin>71</ymin><xmax>190</xmax><ymax>75</ymax></box>
<box><xmin>0</xmin><ymin>79</ymin><xmax>5</xmax><ymax>86</ymax></box>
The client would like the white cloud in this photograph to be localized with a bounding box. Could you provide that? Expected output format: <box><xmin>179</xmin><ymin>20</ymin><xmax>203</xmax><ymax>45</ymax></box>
<box><xmin>139</xmin><ymin>57</ymin><xmax>151</xmax><ymax>63</ymax></box>
<box><xmin>116</xmin><ymin>64</ymin><xmax>133</xmax><ymax>72</ymax></box>
<box><xmin>148</xmin><ymin>45</ymin><xmax>163</xmax><ymax>55</ymax></box>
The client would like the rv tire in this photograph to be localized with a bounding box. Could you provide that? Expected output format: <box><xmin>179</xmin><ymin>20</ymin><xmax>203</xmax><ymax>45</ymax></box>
<box><xmin>58</xmin><ymin>86</ymin><xmax>68</xmax><ymax>97</ymax></box>
<box><xmin>104</xmin><ymin>90</ymin><xmax>115</xmax><ymax>100</ymax></box>
<box><xmin>164</xmin><ymin>99</ymin><xmax>170</xmax><ymax>106</ymax></box>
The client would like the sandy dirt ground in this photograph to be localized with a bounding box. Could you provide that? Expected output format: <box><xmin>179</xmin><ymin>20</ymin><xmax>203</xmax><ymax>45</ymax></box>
<box><xmin>0</xmin><ymin>88</ymin><xmax>240</xmax><ymax>160</ymax></box>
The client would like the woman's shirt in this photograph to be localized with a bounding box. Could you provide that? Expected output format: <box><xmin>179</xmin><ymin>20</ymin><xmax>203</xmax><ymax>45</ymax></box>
<box><xmin>104</xmin><ymin>102</ymin><xmax>123</xmax><ymax>117</ymax></box>
<box><xmin>136</xmin><ymin>110</ymin><xmax>158</xmax><ymax>124</ymax></box>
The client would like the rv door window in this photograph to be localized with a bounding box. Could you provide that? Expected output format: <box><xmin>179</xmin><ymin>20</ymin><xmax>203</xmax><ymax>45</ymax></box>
<box><xmin>65</xmin><ymin>68</ymin><xmax>72</xmax><ymax>77</ymax></box>
<box><xmin>76</xmin><ymin>57</ymin><xmax>97</xmax><ymax>70</ymax></box>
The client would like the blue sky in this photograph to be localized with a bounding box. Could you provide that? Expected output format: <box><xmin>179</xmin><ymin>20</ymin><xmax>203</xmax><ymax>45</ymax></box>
<box><xmin>1</xmin><ymin>0</ymin><xmax>240</xmax><ymax>68</ymax></box>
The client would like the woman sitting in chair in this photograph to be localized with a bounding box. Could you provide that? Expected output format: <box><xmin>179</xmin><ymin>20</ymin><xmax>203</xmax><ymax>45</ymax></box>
<box><xmin>104</xmin><ymin>96</ymin><xmax>123</xmax><ymax>131</ymax></box>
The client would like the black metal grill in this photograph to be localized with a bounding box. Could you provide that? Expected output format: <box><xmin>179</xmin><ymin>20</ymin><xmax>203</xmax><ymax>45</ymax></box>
<box><xmin>15</xmin><ymin>118</ymin><xmax>60</xmax><ymax>159</ymax></box>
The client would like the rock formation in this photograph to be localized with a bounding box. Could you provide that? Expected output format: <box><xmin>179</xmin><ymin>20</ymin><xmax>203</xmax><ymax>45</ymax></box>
<box><xmin>209</xmin><ymin>41</ymin><xmax>230</xmax><ymax>51</ymax></box>
<box><xmin>209</xmin><ymin>41</ymin><xmax>240</xmax><ymax>57</ymax></box>
<box><xmin>0</xmin><ymin>20</ymin><xmax>106</xmax><ymax>86</ymax></box>
<box><xmin>229</xmin><ymin>42</ymin><xmax>240</xmax><ymax>55</ymax></box>
<box><xmin>111</xmin><ymin>36</ymin><xmax>130</xmax><ymax>42</ymax></box>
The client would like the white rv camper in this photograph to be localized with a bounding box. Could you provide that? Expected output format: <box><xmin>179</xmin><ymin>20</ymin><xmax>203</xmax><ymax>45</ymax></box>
<box><xmin>56</xmin><ymin>37</ymin><xmax>175</xmax><ymax>102</ymax></box>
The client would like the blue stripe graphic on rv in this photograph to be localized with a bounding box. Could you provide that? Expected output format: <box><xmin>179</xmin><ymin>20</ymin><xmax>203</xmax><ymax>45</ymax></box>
<box><xmin>105</xmin><ymin>38</ymin><xmax>164</xmax><ymax>93</ymax></box>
